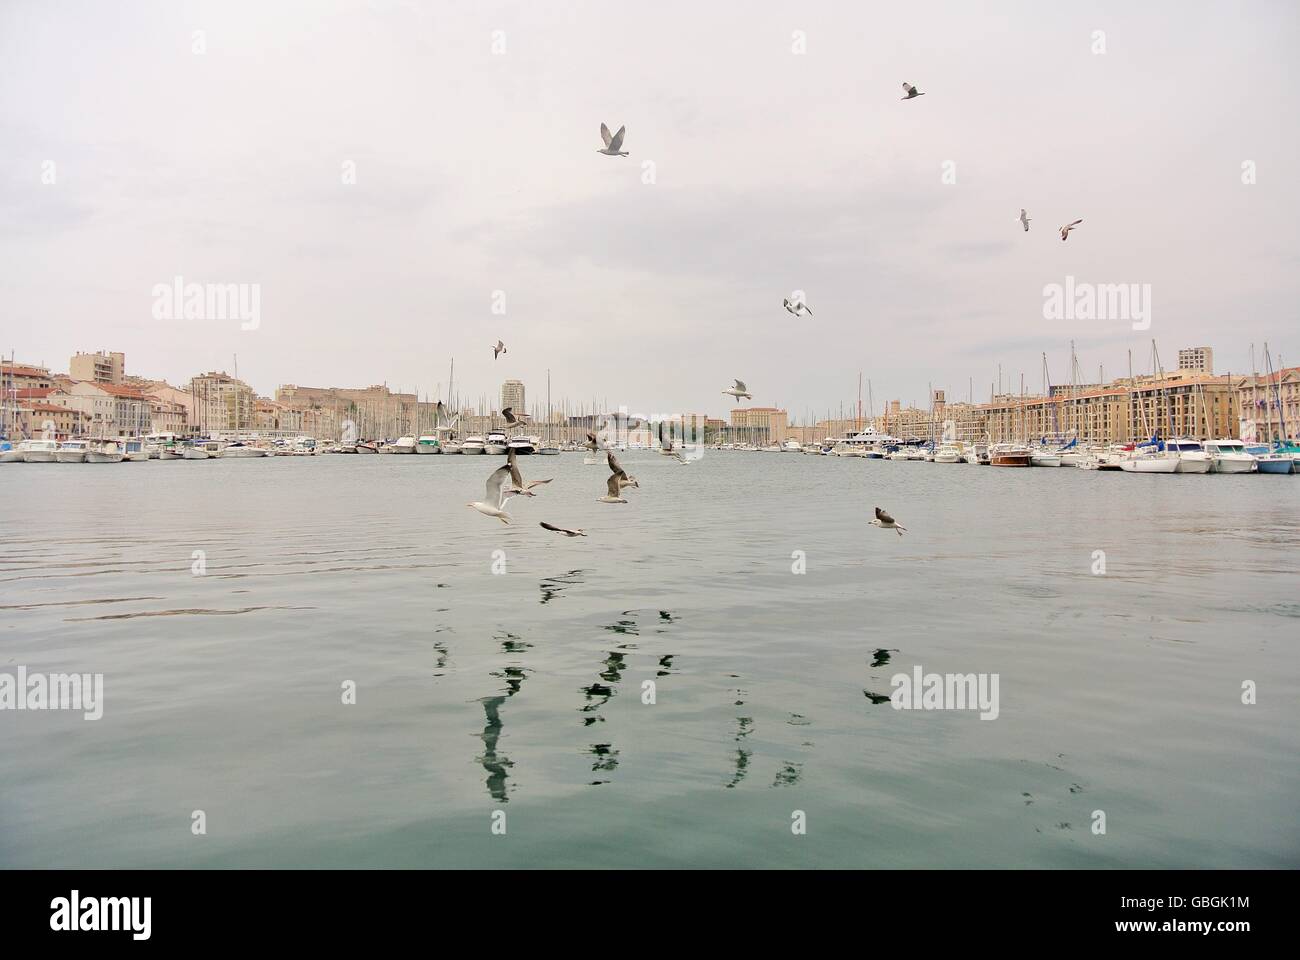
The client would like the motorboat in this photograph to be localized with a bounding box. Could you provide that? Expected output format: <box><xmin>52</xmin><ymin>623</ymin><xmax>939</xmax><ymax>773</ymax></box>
<box><xmin>0</xmin><ymin>441</ymin><xmax>19</xmax><ymax>463</ymax></box>
<box><xmin>85</xmin><ymin>439</ymin><xmax>125</xmax><ymax>463</ymax></box>
<box><xmin>415</xmin><ymin>435</ymin><xmax>442</xmax><ymax>454</ymax></box>
<box><xmin>1165</xmin><ymin>438</ymin><xmax>1212</xmax><ymax>474</ymax></box>
<box><xmin>18</xmin><ymin>438</ymin><xmax>60</xmax><ymax>462</ymax></box>
<box><xmin>781</xmin><ymin>438</ymin><xmax>802</xmax><ymax>453</ymax></box>
<box><xmin>1029</xmin><ymin>449</ymin><xmax>1062</xmax><ymax>467</ymax></box>
<box><xmin>537</xmin><ymin>441</ymin><xmax>561</xmax><ymax>455</ymax></box>
<box><xmin>1245</xmin><ymin>444</ymin><xmax>1294</xmax><ymax>474</ymax></box>
<box><xmin>989</xmin><ymin>442</ymin><xmax>1031</xmax><ymax>467</ymax></box>
<box><xmin>934</xmin><ymin>443</ymin><xmax>963</xmax><ymax>463</ymax></box>
<box><xmin>1118</xmin><ymin>449</ymin><xmax>1179</xmax><ymax>473</ymax></box>
<box><xmin>461</xmin><ymin>436</ymin><xmax>486</xmax><ymax>455</ymax></box>
<box><xmin>484</xmin><ymin>432</ymin><xmax>509</xmax><ymax>455</ymax></box>
<box><xmin>222</xmin><ymin>441</ymin><xmax>268</xmax><ymax>458</ymax></box>
<box><xmin>1204</xmin><ymin>440</ymin><xmax>1257</xmax><ymax>474</ymax></box>
<box><xmin>121</xmin><ymin>438</ymin><xmax>150</xmax><ymax>461</ymax></box>
<box><xmin>55</xmin><ymin>439</ymin><xmax>90</xmax><ymax>463</ymax></box>
<box><xmin>507</xmin><ymin>435</ymin><xmax>537</xmax><ymax>455</ymax></box>
<box><xmin>355</xmin><ymin>441</ymin><xmax>380</xmax><ymax>454</ymax></box>
<box><xmin>388</xmin><ymin>436</ymin><xmax>417</xmax><ymax>454</ymax></box>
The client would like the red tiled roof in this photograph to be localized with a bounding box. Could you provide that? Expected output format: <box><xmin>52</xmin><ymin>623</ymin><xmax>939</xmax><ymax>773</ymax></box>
<box><xmin>1</xmin><ymin>363</ymin><xmax>51</xmax><ymax>378</ymax></box>
<box><xmin>25</xmin><ymin>402</ymin><xmax>79</xmax><ymax>414</ymax></box>
<box><xmin>14</xmin><ymin>387</ymin><xmax>55</xmax><ymax>399</ymax></box>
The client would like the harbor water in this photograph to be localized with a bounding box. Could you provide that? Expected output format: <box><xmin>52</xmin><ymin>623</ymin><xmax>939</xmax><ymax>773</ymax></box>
<box><xmin>1</xmin><ymin>452</ymin><xmax>1297</xmax><ymax>868</ymax></box>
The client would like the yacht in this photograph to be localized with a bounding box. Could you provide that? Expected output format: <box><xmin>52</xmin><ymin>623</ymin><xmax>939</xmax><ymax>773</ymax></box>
<box><xmin>537</xmin><ymin>441</ymin><xmax>561</xmax><ymax>456</ymax></box>
<box><xmin>934</xmin><ymin>442</ymin><xmax>963</xmax><ymax>463</ymax></box>
<box><xmin>18</xmin><ymin>438</ymin><xmax>61</xmax><ymax>462</ymax></box>
<box><xmin>55</xmin><ymin>439</ymin><xmax>90</xmax><ymax>463</ymax></box>
<box><xmin>781</xmin><ymin>438</ymin><xmax>803</xmax><ymax>453</ymax></box>
<box><xmin>222</xmin><ymin>441</ymin><xmax>268</xmax><ymax>458</ymax></box>
<box><xmin>389</xmin><ymin>436</ymin><xmax>417</xmax><ymax>454</ymax></box>
<box><xmin>415</xmin><ymin>435</ymin><xmax>442</xmax><ymax>454</ymax></box>
<box><xmin>989</xmin><ymin>442</ymin><xmax>1031</xmax><ymax>467</ymax></box>
<box><xmin>887</xmin><ymin>448</ymin><xmax>911</xmax><ymax>461</ymax></box>
<box><xmin>1029</xmin><ymin>449</ymin><xmax>1062</xmax><ymax>467</ymax></box>
<box><xmin>1165</xmin><ymin>438</ymin><xmax>1211</xmax><ymax>474</ymax></box>
<box><xmin>1118</xmin><ymin>448</ymin><xmax>1178</xmax><ymax>473</ymax></box>
<box><xmin>461</xmin><ymin>436</ymin><xmax>486</xmax><ymax>455</ymax></box>
<box><xmin>441</xmin><ymin>439</ymin><xmax>463</xmax><ymax>454</ymax></box>
<box><xmin>484</xmin><ymin>432</ymin><xmax>509</xmax><ymax>455</ymax></box>
<box><xmin>181</xmin><ymin>440</ymin><xmax>211</xmax><ymax>460</ymax></box>
<box><xmin>1204</xmin><ymin>440</ymin><xmax>1257</xmax><ymax>474</ymax></box>
<box><xmin>507</xmin><ymin>435</ymin><xmax>537</xmax><ymax>455</ymax></box>
<box><xmin>86</xmin><ymin>439</ymin><xmax>125</xmax><ymax>463</ymax></box>
<box><xmin>355</xmin><ymin>441</ymin><xmax>380</xmax><ymax>454</ymax></box>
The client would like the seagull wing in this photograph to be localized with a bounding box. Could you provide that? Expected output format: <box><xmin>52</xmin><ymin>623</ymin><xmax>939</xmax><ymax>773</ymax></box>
<box><xmin>734</xmin><ymin>380</ymin><xmax>747</xmax><ymax>392</ymax></box>
<box><xmin>903</xmin><ymin>83</ymin><xmax>914</xmax><ymax>95</ymax></box>
<box><xmin>600</xmin><ymin>123</ymin><xmax>612</xmax><ymax>147</ymax></box>
<box><xmin>502</xmin><ymin>406</ymin><xmax>515</xmax><ymax>424</ymax></box>
<box><xmin>507</xmin><ymin>448</ymin><xmax>523</xmax><ymax>487</ymax></box>
<box><xmin>606</xmin><ymin>472</ymin><xmax>622</xmax><ymax>497</ymax></box>
<box><xmin>485</xmin><ymin>465</ymin><xmax>513</xmax><ymax>509</ymax></box>
<box><xmin>526</xmin><ymin>478</ymin><xmax>553</xmax><ymax>490</ymax></box>
<box><xmin>607</xmin><ymin>450</ymin><xmax>628</xmax><ymax>478</ymax></box>
<box><xmin>608</xmin><ymin>125</ymin><xmax>626</xmax><ymax>152</ymax></box>
<box><xmin>803</xmin><ymin>304</ymin><xmax>813</xmax><ymax>316</ymax></box>
<box><xmin>1068</xmin><ymin>219</ymin><xmax>1083</xmax><ymax>227</ymax></box>
<box><xmin>875</xmin><ymin>506</ymin><xmax>895</xmax><ymax>524</ymax></box>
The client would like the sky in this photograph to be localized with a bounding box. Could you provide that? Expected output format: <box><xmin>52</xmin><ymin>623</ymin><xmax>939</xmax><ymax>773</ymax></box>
<box><xmin>2</xmin><ymin>0</ymin><xmax>1298</xmax><ymax>422</ymax></box>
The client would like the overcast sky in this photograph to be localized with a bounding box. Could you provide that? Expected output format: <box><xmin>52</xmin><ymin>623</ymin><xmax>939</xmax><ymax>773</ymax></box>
<box><xmin>3</xmin><ymin>0</ymin><xmax>1297</xmax><ymax>419</ymax></box>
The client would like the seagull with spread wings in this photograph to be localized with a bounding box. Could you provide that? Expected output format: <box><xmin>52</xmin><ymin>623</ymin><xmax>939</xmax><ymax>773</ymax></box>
<box><xmin>492</xmin><ymin>340</ymin><xmax>507</xmax><ymax>359</ymax></box>
<box><xmin>722</xmin><ymin>379</ymin><xmax>752</xmax><ymax>403</ymax></box>
<box><xmin>1019</xmin><ymin>209</ymin><xmax>1031</xmax><ymax>232</ymax></box>
<box><xmin>502</xmin><ymin>407</ymin><xmax>530</xmax><ymax>428</ymax></box>
<box><xmin>597</xmin><ymin>123</ymin><xmax>629</xmax><ymax>157</ymax></box>
<box><xmin>1059</xmin><ymin>219</ymin><xmax>1083</xmax><ymax>241</ymax></box>
<box><xmin>506</xmin><ymin>448</ymin><xmax>551</xmax><ymax>498</ymax></box>
<box><xmin>783</xmin><ymin>297</ymin><xmax>813</xmax><ymax>318</ymax></box>
<box><xmin>467</xmin><ymin>463</ymin><xmax>516</xmax><ymax>523</ymax></box>
<box><xmin>901</xmin><ymin>82</ymin><xmax>925</xmax><ymax>100</ymax></box>
<box><xmin>599</xmin><ymin>451</ymin><xmax>638</xmax><ymax>503</ymax></box>
<box><xmin>540</xmin><ymin>522</ymin><xmax>587</xmax><ymax>538</ymax></box>
<box><xmin>870</xmin><ymin>506</ymin><xmax>908</xmax><ymax>536</ymax></box>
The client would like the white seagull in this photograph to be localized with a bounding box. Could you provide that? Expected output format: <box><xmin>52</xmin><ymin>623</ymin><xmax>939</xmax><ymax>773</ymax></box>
<box><xmin>1019</xmin><ymin>209</ymin><xmax>1031</xmax><ymax>232</ymax></box>
<box><xmin>599</xmin><ymin>451</ymin><xmax>638</xmax><ymax>503</ymax></box>
<box><xmin>783</xmin><ymin>297</ymin><xmax>814</xmax><ymax>318</ymax></box>
<box><xmin>540</xmin><ymin>522</ymin><xmax>587</xmax><ymax>538</ymax></box>
<box><xmin>583</xmin><ymin>431</ymin><xmax>601</xmax><ymax>452</ymax></box>
<box><xmin>467</xmin><ymin>463</ymin><xmax>516</xmax><ymax>524</ymax></box>
<box><xmin>1059</xmin><ymin>219</ymin><xmax>1083</xmax><ymax>242</ymax></box>
<box><xmin>506</xmin><ymin>448</ymin><xmax>551</xmax><ymax>497</ymax></box>
<box><xmin>492</xmin><ymin>340</ymin><xmax>507</xmax><ymax>359</ymax></box>
<box><xmin>870</xmin><ymin>506</ymin><xmax>908</xmax><ymax>536</ymax></box>
<box><xmin>901</xmin><ymin>82</ymin><xmax>925</xmax><ymax>100</ymax></box>
<box><xmin>722</xmin><ymin>379</ymin><xmax>752</xmax><ymax>403</ymax></box>
<box><xmin>597</xmin><ymin>123</ymin><xmax>628</xmax><ymax>157</ymax></box>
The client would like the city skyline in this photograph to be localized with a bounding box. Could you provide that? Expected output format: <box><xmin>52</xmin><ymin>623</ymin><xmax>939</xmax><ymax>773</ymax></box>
<box><xmin>3</xmin><ymin>2</ymin><xmax>1297</xmax><ymax>416</ymax></box>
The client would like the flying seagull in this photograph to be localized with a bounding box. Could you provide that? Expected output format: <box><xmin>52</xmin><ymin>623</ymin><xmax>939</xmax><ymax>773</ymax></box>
<box><xmin>506</xmin><ymin>448</ymin><xmax>551</xmax><ymax>497</ymax></box>
<box><xmin>783</xmin><ymin>297</ymin><xmax>813</xmax><ymax>318</ymax></box>
<box><xmin>492</xmin><ymin>340</ymin><xmax>507</xmax><ymax>359</ymax></box>
<box><xmin>599</xmin><ymin>451</ymin><xmax>638</xmax><ymax>503</ymax></box>
<box><xmin>722</xmin><ymin>379</ymin><xmax>752</xmax><ymax>403</ymax></box>
<box><xmin>502</xmin><ymin>407</ymin><xmax>530</xmax><ymax>427</ymax></box>
<box><xmin>597</xmin><ymin>123</ymin><xmax>628</xmax><ymax>157</ymax></box>
<box><xmin>901</xmin><ymin>82</ymin><xmax>925</xmax><ymax>100</ymax></box>
<box><xmin>1059</xmin><ymin>219</ymin><xmax>1083</xmax><ymax>242</ymax></box>
<box><xmin>467</xmin><ymin>464</ymin><xmax>515</xmax><ymax>523</ymax></box>
<box><xmin>583</xmin><ymin>431</ymin><xmax>600</xmax><ymax>452</ymax></box>
<box><xmin>1019</xmin><ymin>209</ymin><xmax>1031</xmax><ymax>232</ymax></box>
<box><xmin>540</xmin><ymin>522</ymin><xmax>587</xmax><ymax>538</ymax></box>
<box><xmin>870</xmin><ymin>506</ymin><xmax>907</xmax><ymax>536</ymax></box>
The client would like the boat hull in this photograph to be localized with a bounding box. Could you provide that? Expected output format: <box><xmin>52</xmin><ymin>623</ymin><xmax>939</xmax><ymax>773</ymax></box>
<box><xmin>1030</xmin><ymin>454</ymin><xmax>1062</xmax><ymax>467</ymax></box>
<box><xmin>1173</xmin><ymin>456</ymin><xmax>1211</xmax><ymax>474</ymax></box>
<box><xmin>55</xmin><ymin>450</ymin><xmax>87</xmax><ymax>463</ymax></box>
<box><xmin>1119</xmin><ymin>457</ymin><xmax>1179</xmax><ymax>473</ymax></box>
<box><xmin>1255</xmin><ymin>458</ymin><xmax>1294</xmax><ymax>474</ymax></box>
<box><xmin>1210</xmin><ymin>458</ymin><xmax>1255</xmax><ymax>474</ymax></box>
<box><xmin>86</xmin><ymin>451</ymin><xmax>124</xmax><ymax>463</ymax></box>
<box><xmin>181</xmin><ymin>448</ymin><xmax>210</xmax><ymax>460</ymax></box>
<box><xmin>991</xmin><ymin>453</ymin><xmax>1030</xmax><ymax>467</ymax></box>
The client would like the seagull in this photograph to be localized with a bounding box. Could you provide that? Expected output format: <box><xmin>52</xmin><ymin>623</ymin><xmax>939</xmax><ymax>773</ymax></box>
<box><xmin>599</xmin><ymin>451</ymin><xmax>638</xmax><ymax>503</ymax></box>
<box><xmin>506</xmin><ymin>448</ymin><xmax>551</xmax><ymax>497</ymax></box>
<box><xmin>597</xmin><ymin>123</ymin><xmax>628</xmax><ymax>157</ymax></box>
<box><xmin>583</xmin><ymin>431</ymin><xmax>600</xmax><ymax>452</ymax></box>
<box><xmin>492</xmin><ymin>340</ymin><xmax>507</xmax><ymax>359</ymax></box>
<box><xmin>467</xmin><ymin>464</ymin><xmax>515</xmax><ymax>523</ymax></box>
<box><xmin>433</xmin><ymin>400</ymin><xmax>459</xmax><ymax>429</ymax></box>
<box><xmin>901</xmin><ymin>82</ymin><xmax>925</xmax><ymax>100</ymax></box>
<box><xmin>783</xmin><ymin>297</ymin><xmax>813</xmax><ymax>318</ymax></box>
<box><xmin>502</xmin><ymin>407</ymin><xmax>530</xmax><ymax>427</ymax></box>
<box><xmin>870</xmin><ymin>506</ymin><xmax>907</xmax><ymax>536</ymax></box>
<box><xmin>1059</xmin><ymin>219</ymin><xmax>1083</xmax><ymax>242</ymax></box>
<box><xmin>722</xmin><ymin>379</ymin><xmax>752</xmax><ymax>403</ymax></box>
<box><xmin>540</xmin><ymin>522</ymin><xmax>587</xmax><ymax>538</ymax></box>
<box><xmin>1019</xmin><ymin>209</ymin><xmax>1031</xmax><ymax>232</ymax></box>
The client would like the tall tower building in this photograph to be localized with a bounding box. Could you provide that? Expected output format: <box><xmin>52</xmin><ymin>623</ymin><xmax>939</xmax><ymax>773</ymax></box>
<box><xmin>1177</xmin><ymin>347</ymin><xmax>1213</xmax><ymax>374</ymax></box>
<box><xmin>501</xmin><ymin>379</ymin><xmax>525</xmax><ymax>414</ymax></box>
<box><xmin>70</xmin><ymin>350</ymin><xmax>125</xmax><ymax>384</ymax></box>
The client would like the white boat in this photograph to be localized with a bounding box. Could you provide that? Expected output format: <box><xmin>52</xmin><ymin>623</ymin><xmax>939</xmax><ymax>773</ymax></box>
<box><xmin>905</xmin><ymin>446</ymin><xmax>927</xmax><ymax>460</ymax></box>
<box><xmin>221</xmin><ymin>441</ymin><xmax>268</xmax><ymax>458</ymax></box>
<box><xmin>1118</xmin><ymin>449</ymin><xmax>1179</xmax><ymax>473</ymax></box>
<box><xmin>389</xmin><ymin>436</ymin><xmax>418</xmax><ymax>454</ymax></box>
<box><xmin>121</xmin><ymin>438</ymin><xmax>150</xmax><ymax>461</ymax></box>
<box><xmin>415</xmin><ymin>435</ymin><xmax>442</xmax><ymax>454</ymax></box>
<box><xmin>85</xmin><ymin>439</ymin><xmax>125</xmax><ymax>463</ymax></box>
<box><xmin>887</xmin><ymin>448</ymin><xmax>910</xmax><ymax>461</ymax></box>
<box><xmin>801</xmin><ymin>443</ymin><xmax>824</xmax><ymax>455</ymax></box>
<box><xmin>55</xmin><ymin>440</ymin><xmax>89</xmax><ymax>463</ymax></box>
<box><xmin>18</xmin><ymin>438</ymin><xmax>60</xmax><ymax>462</ymax></box>
<box><xmin>355</xmin><ymin>441</ymin><xmax>379</xmax><ymax>454</ymax></box>
<box><xmin>0</xmin><ymin>442</ymin><xmax>20</xmax><ymax>463</ymax></box>
<box><xmin>1029</xmin><ymin>449</ymin><xmax>1062</xmax><ymax>467</ymax></box>
<box><xmin>484</xmin><ymin>432</ymin><xmax>509</xmax><ymax>455</ymax></box>
<box><xmin>181</xmin><ymin>441</ymin><xmax>211</xmax><ymax>460</ymax></box>
<box><xmin>461</xmin><ymin>436</ymin><xmax>486</xmax><ymax>455</ymax></box>
<box><xmin>1058</xmin><ymin>451</ymin><xmax>1086</xmax><ymax>467</ymax></box>
<box><xmin>507</xmin><ymin>435</ymin><xmax>537</xmax><ymax>455</ymax></box>
<box><xmin>781</xmin><ymin>438</ymin><xmax>802</xmax><ymax>453</ymax></box>
<box><xmin>934</xmin><ymin>443</ymin><xmax>962</xmax><ymax>463</ymax></box>
<box><xmin>1165</xmin><ymin>438</ymin><xmax>1212</xmax><ymax>474</ymax></box>
<box><xmin>1204</xmin><ymin>440</ymin><xmax>1257</xmax><ymax>474</ymax></box>
<box><xmin>537</xmin><ymin>441</ymin><xmax>561</xmax><ymax>456</ymax></box>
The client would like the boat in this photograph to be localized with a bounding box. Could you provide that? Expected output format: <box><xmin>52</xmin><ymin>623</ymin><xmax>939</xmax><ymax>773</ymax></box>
<box><xmin>415</xmin><ymin>435</ymin><xmax>442</xmax><ymax>455</ymax></box>
<box><xmin>1029</xmin><ymin>449</ymin><xmax>1062</xmax><ymax>467</ymax></box>
<box><xmin>389</xmin><ymin>436</ymin><xmax>418</xmax><ymax>454</ymax></box>
<box><xmin>1118</xmin><ymin>449</ymin><xmax>1179</xmax><ymax>473</ymax></box>
<box><xmin>355</xmin><ymin>441</ymin><xmax>380</xmax><ymax>454</ymax></box>
<box><xmin>1245</xmin><ymin>444</ymin><xmax>1294</xmax><ymax>474</ymax></box>
<box><xmin>1204</xmin><ymin>440</ymin><xmax>1257</xmax><ymax>474</ymax></box>
<box><xmin>537</xmin><ymin>441</ymin><xmax>561</xmax><ymax>456</ymax></box>
<box><xmin>781</xmin><ymin>438</ymin><xmax>802</xmax><ymax>453</ymax></box>
<box><xmin>934</xmin><ymin>443</ymin><xmax>962</xmax><ymax>463</ymax></box>
<box><xmin>1165</xmin><ymin>438</ymin><xmax>1212</xmax><ymax>474</ymax></box>
<box><xmin>221</xmin><ymin>441</ymin><xmax>268</xmax><ymax>458</ymax></box>
<box><xmin>887</xmin><ymin>448</ymin><xmax>910</xmax><ymax>461</ymax></box>
<box><xmin>120</xmin><ymin>438</ymin><xmax>150</xmax><ymax>461</ymax></box>
<box><xmin>484</xmin><ymin>432</ymin><xmax>509</xmax><ymax>455</ymax></box>
<box><xmin>507</xmin><ymin>435</ymin><xmax>537</xmax><ymax>455</ymax></box>
<box><xmin>800</xmin><ymin>443</ymin><xmax>824</xmax><ymax>455</ymax></box>
<box><xmin>461</xmin><ymin>436</ymin><xmax>486</xmax><ymax>455</ymax></box>
<box><xmin>989</xmin><ymin>442</ymin><xmax>1031</xmax><ymax>467</ymax></box>
<box><xmin>85</xmin><ymin>439</ymin><xmax>125</xmax><ymax>463</ymax></box>
<box><xmin>18</xmin><ymin>438</ymin><xmax>61</xmax><ymax>462</ymax></box>
<box><xmin>55</xmin><ymin>439</ymin><xmax>89</xmax><ymax>463</ymax></box>
<box><xmin>905</xmin><ymin>446</ymin><xmax>927</xmax><ymax>460</ymax></box>
<box><xmin>0</xmin><ymin>441</ymin><xmax>20</xmax><ymax>463</ymax></box>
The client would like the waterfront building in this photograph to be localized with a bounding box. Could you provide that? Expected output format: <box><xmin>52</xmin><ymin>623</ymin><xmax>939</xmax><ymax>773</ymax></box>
<box><xmin>500</xmin><ymin>379</ymin><xmax>525</xmax><ymax>414</ymax></box>
<box><xmin>17</xmin><ymin>401</ymin><xmax>88</xmax><ymax>439</ymax></box>
<box><xmin>728</xmin><ymin>407</ymin><xmax>788</xmax><ymax>444</ymax></box>
<box><xmin>1178</xmin><ymin>347</ymin><xmax>1214</xmax><ymax>375</ymax></box>
<box><xmin>190</xmin><ymin>371</ymin><xmax>256</xmax><ymax>434</ymax></box>
<box><xmin>69</xmin><ymin>350</ymin><xmax>125</xmax><ymax>385</ymax></box>
<box><xmin>0</xmin><ymin>361</ymin><xmax>55</xmax><ymax>393</ymax></box>
<box><xmin>1236</xmin><ymin>366</ymin><xmax>1300</xmax><ymax>442</ymax></box>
